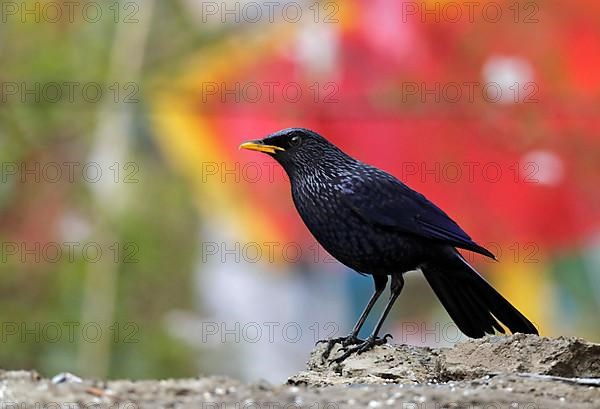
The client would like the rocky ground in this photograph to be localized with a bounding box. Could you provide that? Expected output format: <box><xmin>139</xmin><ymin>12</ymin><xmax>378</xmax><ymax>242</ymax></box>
<box><xmin>1</xmin><ymin>334</ymin><xmax>599</xmax><ymax>408</ymax></box>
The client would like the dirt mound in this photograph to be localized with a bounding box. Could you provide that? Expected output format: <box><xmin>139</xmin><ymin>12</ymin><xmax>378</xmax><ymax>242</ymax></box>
<box><xmin>289</xmin><ymin>334</ymin><xmax>600</xmax><ymax>387</ymax></box>
<box><xmin>441</xmin><ymin>334</ymin><xmax>600</xmax><ymax>380</ymax></box>
<box><xmin>1</xmin><ymin>335</ymin><xmax>599</xmax><ymax>408</ymax></box>
<box><xmin>288</xmin><ymin>334</ymin><xmax>600</xmax><ymax>408</ymax></box>
<box><xmin>291</xmin><ymin>342</ymin><xmax>441</xmax><ymax>386</ymax></box>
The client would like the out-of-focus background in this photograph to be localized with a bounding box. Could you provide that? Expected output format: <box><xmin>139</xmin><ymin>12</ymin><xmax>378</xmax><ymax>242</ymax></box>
<box><xmin>1</xmin><ymin>0</ymin><xmax>599</xmax><ymax>382</ymax></box>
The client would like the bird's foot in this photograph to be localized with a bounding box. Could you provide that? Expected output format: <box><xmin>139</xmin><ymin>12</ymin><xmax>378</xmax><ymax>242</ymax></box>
<box><xmin>317</xmin><ymin>335</ymin><xmax>363</xmax><ymax>362</ymax></box>
<box><xmin>330</xmin><ymin>334</ymin><xmax>393</xmax><ymax>365</ymax></box>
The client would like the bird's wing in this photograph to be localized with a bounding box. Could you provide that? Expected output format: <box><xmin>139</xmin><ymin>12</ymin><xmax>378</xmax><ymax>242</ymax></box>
<box><xmin>341</xmin><ymin>171</ymin><xmax>496</xmax><ymax>259</ymax></box>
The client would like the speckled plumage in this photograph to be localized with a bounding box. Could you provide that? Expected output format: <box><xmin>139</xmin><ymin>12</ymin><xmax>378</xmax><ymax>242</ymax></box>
<box><xmin>290</xmin><ymin>161</ymin><xmax>436</xmax><ymax>275</ymax></box>
<box><xmin>241</xmin><ymin>128</ymin><xmax>537</xmax><ymax>351</ymax></box>
<box><xmin>264</xmin><ymin>128</ymin><xmax>492</xmax><ymax>276</ymax></box>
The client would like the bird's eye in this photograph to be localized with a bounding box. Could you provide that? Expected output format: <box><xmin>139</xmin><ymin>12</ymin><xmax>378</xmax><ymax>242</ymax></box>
<box><xmin>290</xmin><ymin>135</ymin><xmax>302</xmax><ymax>147</ymax></box>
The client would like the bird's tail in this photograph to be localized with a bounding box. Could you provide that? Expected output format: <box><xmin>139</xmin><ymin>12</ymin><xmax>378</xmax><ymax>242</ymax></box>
<box><xmin>420</xmin><ymin>250</ymin><xmax>538</xmax><ymax>338</ymax></box>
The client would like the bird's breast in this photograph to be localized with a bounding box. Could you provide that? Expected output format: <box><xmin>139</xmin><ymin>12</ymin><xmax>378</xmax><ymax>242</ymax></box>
<box><xmin>291</xmin><ymin>180</ymin><xmax>420</xmax><ymax>274</ymax></box>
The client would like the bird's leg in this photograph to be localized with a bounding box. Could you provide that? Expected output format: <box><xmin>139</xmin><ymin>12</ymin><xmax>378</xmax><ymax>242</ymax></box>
<box><xmin>368</xmin><ymin>274</ymin><xmax>404</xmax><ymax>339</ymax></box>
<box><xmin>331</xmin><ymin>275</ymin><xmax>404</xmax><ymax>364</ymax></box>
<box><xmin>344</xmin><ymin>275</ymin><xmax>389</xmax><ymax>343</ymax></box>
<box><xmin>319</xmin><ymin>275</ymin><xmax>388</xmax><ymax>362</ymax></box>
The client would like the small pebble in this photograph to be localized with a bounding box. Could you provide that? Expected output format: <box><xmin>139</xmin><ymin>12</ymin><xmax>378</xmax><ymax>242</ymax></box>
<box><xmin>51</xmin><ymin>373</ymin><xmax>82</xmax><ymax>384</ymax></box>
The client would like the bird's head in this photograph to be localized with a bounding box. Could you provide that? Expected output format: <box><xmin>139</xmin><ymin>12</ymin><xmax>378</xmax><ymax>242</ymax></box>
<box><xmin>239</xmin><ymin>128</ymin><xmax>347</xmax><ymax>176</ymax></box>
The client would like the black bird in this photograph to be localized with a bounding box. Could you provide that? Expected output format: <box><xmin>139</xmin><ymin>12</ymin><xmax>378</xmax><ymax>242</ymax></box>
<box><xmin>240</xmin><ymin>128</ymin><xmax>538</xmax><ymax>363</ymax></box>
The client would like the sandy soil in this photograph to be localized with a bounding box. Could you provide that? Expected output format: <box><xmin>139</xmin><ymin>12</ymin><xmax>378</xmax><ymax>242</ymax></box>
<box><xmin>1</xmin><ymin>334</ymin><xmax>599</xmax><ymax>408</ymax></box>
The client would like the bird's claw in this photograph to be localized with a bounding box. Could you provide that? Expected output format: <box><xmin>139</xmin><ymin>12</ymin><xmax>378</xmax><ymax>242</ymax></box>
<box><xmin>316</xmin><ymin>335</ymin><xmax>362</xmax><ymax>347</ymax></box>
<box><xmin>318</xmin><ymin>335</ymin><xmax>363</xmax><ymax>362</ymax></box>
<box><xmin>329</xmin><ymin>334</ymin><xmax>392</xmax><ymax>365</ymax></box>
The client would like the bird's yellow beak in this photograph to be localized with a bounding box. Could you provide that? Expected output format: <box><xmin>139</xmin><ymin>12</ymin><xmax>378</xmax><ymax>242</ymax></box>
<box><xmin>239</xmin><ymin>141</ymin><xmax>285</xmax><ymax>154</ymax></box>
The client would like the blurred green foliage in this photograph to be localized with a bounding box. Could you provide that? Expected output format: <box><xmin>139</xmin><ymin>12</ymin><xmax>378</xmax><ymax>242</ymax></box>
<box><xmin>0</xmin><ymin>0</ymin><xmax>205</xmax><ymax>378</ymax></box>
